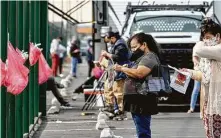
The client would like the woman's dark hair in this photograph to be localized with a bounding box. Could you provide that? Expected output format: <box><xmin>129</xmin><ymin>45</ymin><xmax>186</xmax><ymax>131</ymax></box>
<box><xmin>200</xmin><ymin>17</ymin><xmax>221</xmax><ymax>38</ymax></box>
<box><xmin>129</xmin><ymin>33</ymin><xmax>161</xmax><ymax>58</ymax></box>
<box><xmin>57</xmin><ymin>36</ymin><xmax>63</xmax><ymax>41</ymax></box>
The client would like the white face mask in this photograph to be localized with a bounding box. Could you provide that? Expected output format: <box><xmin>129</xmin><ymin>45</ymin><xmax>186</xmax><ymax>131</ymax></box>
<box><xmin>203</xmin><ymin>36</ymin><xmax>219</xmax><ymax>46</ymax></box>
<box><xmin>89</xmin><ymin>41</ymin><xmax>93</xmax><ymax>46</ymax></box>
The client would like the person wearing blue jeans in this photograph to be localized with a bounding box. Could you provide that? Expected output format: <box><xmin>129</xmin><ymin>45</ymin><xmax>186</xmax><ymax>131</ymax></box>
<box><xmin>132</xmin><ymin>113</ymin><xmax>151</xmax><ymax>138</ymax></box>
<box><xmin>71</xmin><ymin>57</ymin><xmax>78</xmax><ymax>77</ymax></box>
<box><xmin>113</xmin><ymin>33</ymin><xmax>159</xmax><ymax>138</ymax></box>
<box><xmin>70</xmin><ymin>40</ymin><xmax>80</xmax><ymax>77</ymax></box>
<box><xmin>188</xmin><ymin>80</ymin><xmax>201</xmax><ymax>113</ymax></box>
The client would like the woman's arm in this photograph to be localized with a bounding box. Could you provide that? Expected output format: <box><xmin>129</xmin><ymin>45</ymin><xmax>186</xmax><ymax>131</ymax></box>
<box><xmin>195</xmin><ymin>44</ymin><xmax>221</xmax><ymax>61</ymax></box>
<box><xmin>188</xmin><ymin>69</ymin><xmax>202</xmax><ymax>81</ymax></box>
<box><xmin>115</xmin><ymin>65</ymin><xmax>151</xmax><ymax>79</ymax></box>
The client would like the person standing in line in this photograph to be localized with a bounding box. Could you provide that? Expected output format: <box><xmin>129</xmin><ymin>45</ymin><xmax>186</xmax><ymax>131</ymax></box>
<box><xmin>114</xmin><ymin>33</ymin><xmax>159</xmax><ymax>138</ymax></box>
<box><xmin>58</xmin><ymin>44</ymin><xmax>66</xmax><ymax>77</ymax></box>
<box><xmin>70</xmin><ymin>40</ymin><xmax>80</xmax><ymax>78</ymax></box>
<box><xmin>86</xmin><ymin>39</ymin><xmax>94</xmax><ymax>79</ymax></box>
<box><xmin>187</xmin><ymin>36</ymin><xmax>202</xmax><ymax>113</ymax></box>
<box><xmin>182</xmin><ymin>18</ymin><xmax>221</xmax><ymax>138</ymax></box>
<box><xmin>50</xmin><ymin>36</ymin><xmax>62</xmax><ymax>77</ymax></box>
<box><xmin>101</xmin><ymin>31</ymin><xmax>130</xmax><ymax>120</ymax></box>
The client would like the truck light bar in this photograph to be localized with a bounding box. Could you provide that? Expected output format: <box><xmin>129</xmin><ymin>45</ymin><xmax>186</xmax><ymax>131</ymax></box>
<box><xmin>125</xmin><ymin>2</ymin><xmax>210</xmax><ymax>15</ymax></box>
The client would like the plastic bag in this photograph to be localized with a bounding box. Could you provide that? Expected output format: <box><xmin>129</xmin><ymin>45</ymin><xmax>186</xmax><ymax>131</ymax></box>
<box><xmin>92</xmin><ymin>66</ymin><xmax>104</xmax><ymax>79</ymax></box>
<box><xmin>6</xmin><ymin>42</ymin><xmax>29</xmax><ymax>95</ymax></box>
<box><xmin>0</xmin><ymin>59</ymin><xmax>7</xmax><ymax>87</ymax></box>
<box><xmin>16</xmin><ymin>48</ymin><xmax>27</xmax><ymax>64</ymax></box>
<box><xmin>38</xmin><ymin>53</ymin><xmax>52</xmax><ymax>84</ymax></box>
<box><xmin>29</xmin><ymin>42</ymin><xmax>41</xmax><ymax>66</ymax></box>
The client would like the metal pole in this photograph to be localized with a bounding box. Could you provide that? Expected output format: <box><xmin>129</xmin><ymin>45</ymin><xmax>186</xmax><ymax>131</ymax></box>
<box><xmin>15</xmin><ymin>1</ymin><xmax>24</xmax><ymax>138</ymax></box>
<box><xmin>34</xmin><ymin>0</ymin><xmax>40</xmax><ymax>118</ymax></box>
<box><xmin>39</xmin><ymin>1</ymin><xmax>48</xmax><ymax>117</ymax></box>
<box><xmin>22</xmin><ymin>1</ymin><xmax>30</xmax><ymax>134</ymax></box>
<box><xmin>0</xmin><ymin>1</ymin><xmax>8</xmax><ymax>138</ymax></box>
<box><xmin>8</xmin><ymin>1</ymin><xmax>16</xmax><ymax>138</ymax></box>
<box><xmin>29</xmin><ymin>0</ymin><xmax>35</xmax><ymax>125</ymax></box>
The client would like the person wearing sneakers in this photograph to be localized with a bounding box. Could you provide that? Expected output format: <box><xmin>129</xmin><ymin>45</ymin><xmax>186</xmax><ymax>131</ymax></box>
<box><xmin>101</xmin><ymin>31</ymin><xmax>130</xmax><ymax>120</ymax></box>
<box><xmin>187</xmin><ymin>37</ymin><xmax>202</xmax><ymax>113</ymax></box>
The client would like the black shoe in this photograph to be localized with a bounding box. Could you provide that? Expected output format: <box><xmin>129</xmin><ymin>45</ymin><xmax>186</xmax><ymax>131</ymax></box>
<box><xmin>61</xmin><ymin>102</ymin><xmax>70</xmax><ymax>107</ymax></box>
<box><xmin>113</xmin><ymin>111</ymin><xmax>127</xmax><ymax>121</ymax></box>
<box><xmin>100</xmin><ymin>106</ymin><xmax>114</xmax><ymax>114</ymax></box>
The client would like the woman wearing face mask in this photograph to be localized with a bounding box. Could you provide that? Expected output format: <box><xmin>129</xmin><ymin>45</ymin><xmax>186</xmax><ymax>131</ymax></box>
<box><xmin>182</xmin><ymin>18</ymin><xmax>221</xmax><ymax>138</ymax></box>
<box><xmin>114</xmin><ymin>33</ymin><xmax>160</xmax><ymax>138</ymax></box>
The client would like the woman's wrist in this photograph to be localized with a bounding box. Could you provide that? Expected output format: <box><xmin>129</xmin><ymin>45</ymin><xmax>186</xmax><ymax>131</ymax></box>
<box><xmin>121</xmin><ymin>67</ymin><xmax>126</xmax><ymax>72</ymax></box>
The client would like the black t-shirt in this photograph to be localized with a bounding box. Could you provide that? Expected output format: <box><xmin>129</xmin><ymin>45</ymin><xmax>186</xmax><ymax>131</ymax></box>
<box><xmin>70</xmin><ymin>44</ymin><xmax>80</xmax><ymax>58</ymax></box>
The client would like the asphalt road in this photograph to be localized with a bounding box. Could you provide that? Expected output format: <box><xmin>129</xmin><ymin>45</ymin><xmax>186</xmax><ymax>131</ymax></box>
<box><xmin>33</xmin><ymin>58</ymin><xmax>206</xmax><ymax>138</ymax></box>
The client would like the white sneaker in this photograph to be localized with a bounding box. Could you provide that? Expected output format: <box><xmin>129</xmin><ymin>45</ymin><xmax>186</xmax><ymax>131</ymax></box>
<box><xmin>59</xmin><ymin>74</ymin><xmax>64</xmax><ymax>77</ymax></box>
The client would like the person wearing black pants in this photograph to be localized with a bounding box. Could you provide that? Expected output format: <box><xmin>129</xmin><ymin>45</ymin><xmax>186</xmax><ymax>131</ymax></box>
<box><xmin>59</xmin><ymin>57</ymin><xmax>63</xmax><ymax>75</ymax></box>
<box><xmin>47</xmin><ymin>77</ymin><xmax>70</xmax><ymax>106</ymax></box>
<box><xmin>86</xmin><ymin>39</ymin><xmax>94</xmax><ymax>78</ymax></box>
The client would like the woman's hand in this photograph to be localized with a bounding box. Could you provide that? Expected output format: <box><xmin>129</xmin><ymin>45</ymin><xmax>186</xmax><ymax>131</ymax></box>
<box><xmin>101</xmin><ymin>50</ymin><xmax>112</xmax><ymax>58</ymax></box>
<box><xmin>180</xmin><ymin>68</ymin><xmax>188</xmax><ymax>72</ymax></box>
<box><xmin>101</xmin><ymin>50</ymin><xmax>108</xmax><ymax>57</ymax></box>
<box><xmin>113</xmin><ymin>64</ymin><xmax>123</xmax><ymax>72</ymax></box>
<box><xmin>179</xmin><ymin>68</ymin><xmax>193</xmax><ymax>77</ymax></box>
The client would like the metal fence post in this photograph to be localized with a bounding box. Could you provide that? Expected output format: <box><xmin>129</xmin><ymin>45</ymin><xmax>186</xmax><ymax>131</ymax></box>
<box><xmin>0</xmin><ymin>1</ymin><xmax>8</xmax><ymax>138</ymax></box>
<box><xmin>39</xmin><ymin>1</ymin><xmax>48</xmax><ymax>116</ymax></box>
<box><xmin>34</xmin><ymin>0</ymin><xmax>40</xmax><ymax>118</ymax></box>
<box><xmin>22</xmin><ymin>1</ymin><xmax>30</xmax><ymax>134</ymax></box>
<box><xmin>7</xmin><ymin>1</ymin><xmax>16</xmax><ymax>138</ymax></box>
<box><xmin>29</xmin><ymin>0</ymin><xmax>35</xmax><ymax>125</ymax></box>
<box><xmin>15</xmin><ymin>1</ymin><xmax>23</xmax><ymax>138</ymax></box>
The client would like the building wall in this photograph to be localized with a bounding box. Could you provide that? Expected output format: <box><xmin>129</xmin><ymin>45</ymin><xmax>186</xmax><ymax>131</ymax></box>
<box><xmin>48</xmin><ymin>0</ymin><xmax>93</xmax><ymax>44</ymax></box>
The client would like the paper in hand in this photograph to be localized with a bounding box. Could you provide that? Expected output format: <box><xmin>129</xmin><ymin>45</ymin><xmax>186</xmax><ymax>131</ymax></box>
<box><xmin>168</xmin><ymin>65</ymin><xmax>191</xmax><ymax>94</ymax></box>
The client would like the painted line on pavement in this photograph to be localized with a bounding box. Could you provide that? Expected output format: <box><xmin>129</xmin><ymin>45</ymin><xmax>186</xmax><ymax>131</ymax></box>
<box><xmin>48</xmin><ymin>121</ymin><xmax>99</xmax><ymax>124</ymax></box>
<box><xmin>44</xmin><ymin>127</ymin><xmax>136</xmax><ymax>132</ymax></box>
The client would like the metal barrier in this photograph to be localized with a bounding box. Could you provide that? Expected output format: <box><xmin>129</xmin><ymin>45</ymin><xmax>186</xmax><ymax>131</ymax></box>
<box><xmin>0</xmin><ymin>1</ymin><xmax>48</xmax><ymax>138</ymax></box>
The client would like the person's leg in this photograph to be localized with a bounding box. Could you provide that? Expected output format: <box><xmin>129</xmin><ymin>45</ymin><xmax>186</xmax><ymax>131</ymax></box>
<box><xmin>72</xmin><ymin>57</ymin><xmax>78</xmax><ymax>77</ymax></box>
<box><xmin>59</xmin><ymin>57</ymin><xmax>63</xmax><ymax>74</ymax></box>
<box><xmin>113</xmin><ymin>80</ymin><xmax>124</xmax><ymax>112</ymax></box>
<box><xmin>55</xmin><ymin>54</ymin><xmax>59</xmax><ymax>76</ymax></box>
<box><xmin>103</xmin><ymin>80</ymin><xmax>114</xmax><ymax>112</ymax></box>
<box><xmin>51</xmin><ymin>55</ymin><xmax>57</xmax><ymax>76</ymax></box>
<box><xmin>131</xmin><ymin>113</ymin><xmax>151</xmax><ymax>138</ymax></box>
<box><xmin>47</xmin><ymin>77</ymin><xmax>68</xmax><ymax>105</ymax></box>
<box><xmin>88</xmin><ymin>61</ymin><xmax>94</xmax><ymax>77</ymax></box>
<box><xmin>188</xmin><ymin>80</ymin><xmax>201</xmax><ymax>112</ymax></box>
<box><xmin>200</xmin><ymin>86</ymin><xmax>205</xmax><ymax>119</ymax></box>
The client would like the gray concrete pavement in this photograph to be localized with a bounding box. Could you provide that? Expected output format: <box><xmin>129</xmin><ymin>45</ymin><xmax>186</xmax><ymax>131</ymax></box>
<box><xmin>33</xmin><ymin>58</ymin><xmax>206</xmax><ymax>138</ymax></box>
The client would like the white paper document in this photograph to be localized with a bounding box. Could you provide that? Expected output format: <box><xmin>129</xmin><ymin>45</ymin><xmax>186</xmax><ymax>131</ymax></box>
<box><xmin>168</xmin><ymin>65</ymin><xmax>191</xmax><ymax>94</ymax></box>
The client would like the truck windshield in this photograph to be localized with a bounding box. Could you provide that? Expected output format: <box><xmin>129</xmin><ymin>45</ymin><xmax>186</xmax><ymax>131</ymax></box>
<box><xmin>130</xmin><ymin>16</ymin><xmax>201</xmax><ymax>33</ymax></box>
